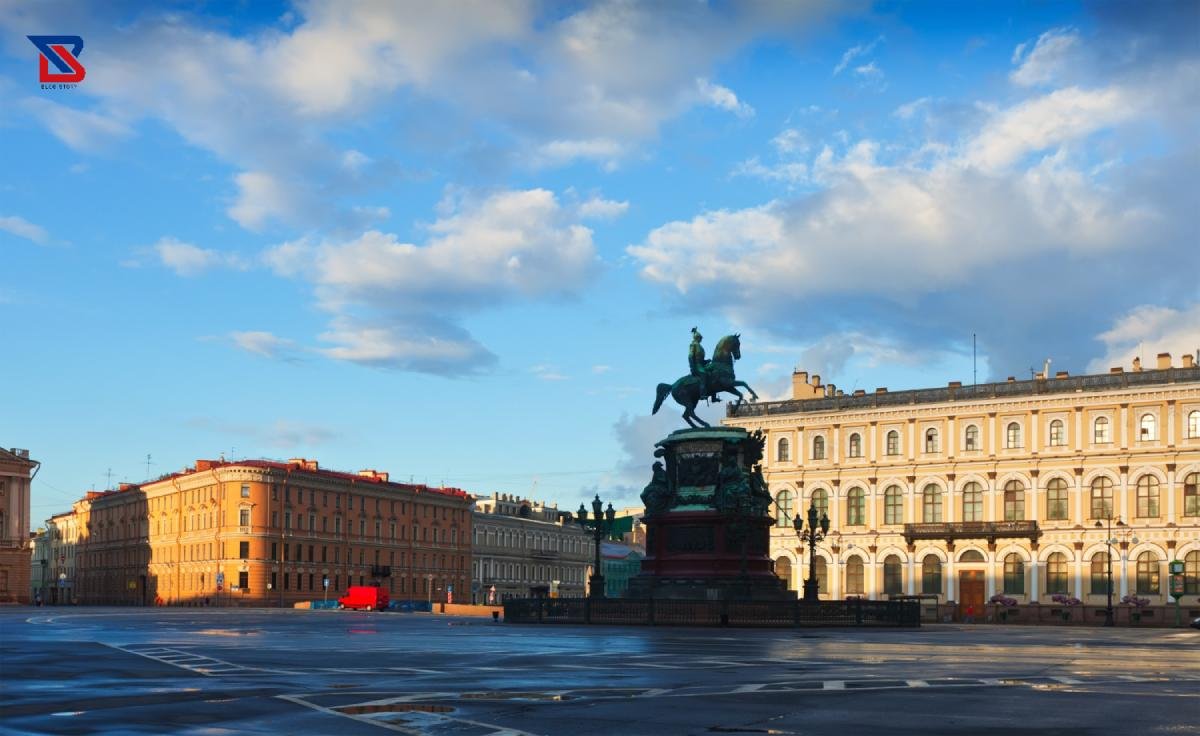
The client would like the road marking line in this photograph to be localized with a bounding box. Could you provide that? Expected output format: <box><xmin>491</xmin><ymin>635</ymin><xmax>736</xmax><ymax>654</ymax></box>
<box><xmin>733</xmin><ymin>684</ymin><xmax>766</xmax><ymax>693</ymax></box>
<box><xmin>906</xmin><ymin>680</ymin><xmax>930</xmax><ymax>687</ymax></box>
<box><xmin>1052</xmin><ymin>677</ymin><xmax>1082</xmax><ymax>684</ymax></box>
<box><xmin>823</xmin><ymin>681</ymin><xmax>845</xmax><ymax>690</ymax></box>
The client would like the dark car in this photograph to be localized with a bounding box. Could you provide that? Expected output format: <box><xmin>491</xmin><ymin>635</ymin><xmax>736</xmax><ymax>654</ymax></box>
<box><xmin>1191</xmin><ymin>616</ymin><xmax>1200</xmax><ymax>630</ymax></box>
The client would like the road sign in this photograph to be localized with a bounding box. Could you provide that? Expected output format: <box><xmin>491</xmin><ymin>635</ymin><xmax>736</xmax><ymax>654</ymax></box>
<box><xmin>216</xmin><ymin>571</ymin><xmax>225</xmax><ymax>586</ymax></box>
<box><xmin>1168</xmin><ymin>560</ymin><xmax>1184</xmax><ymax>575</ymax></box>
<box><xmin>323</xmin><ymin>577</ymin><xmax>329</xmax><ymax>589</ymax></box>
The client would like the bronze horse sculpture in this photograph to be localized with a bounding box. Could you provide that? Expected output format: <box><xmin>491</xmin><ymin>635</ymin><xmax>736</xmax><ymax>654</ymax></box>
<box><xmin>653</xmin><ymin>333</ymin><xmax>758</xmax><ymax>428</ymax></box>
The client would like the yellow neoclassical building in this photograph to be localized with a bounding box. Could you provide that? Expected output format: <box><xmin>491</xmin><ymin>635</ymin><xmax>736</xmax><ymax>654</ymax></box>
<box><xmin>65</xmin><ymin>458</ymin><xmax>475</xmax><ymax>607</ymax></box>
<box><xmin>725</xmin><ymin>353</ymin><xmax>1200</xmax><ymax>614</ymax></box>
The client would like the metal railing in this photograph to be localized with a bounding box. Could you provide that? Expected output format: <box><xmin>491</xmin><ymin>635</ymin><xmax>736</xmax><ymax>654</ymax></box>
<box><xmin>902</xmin><ymin>520</ymin><xmax>1040</xmax><ymax>544</ymax></box>
<box><xmin>503</xmin><ymin>597</ymin><xmax>920</xmax><ymax>627</ymax></box>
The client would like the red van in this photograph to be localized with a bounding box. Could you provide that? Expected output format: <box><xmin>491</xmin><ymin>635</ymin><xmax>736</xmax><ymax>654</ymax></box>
<box><xmin>338</xmin><ymin>585</ymin><xmax>389</xmax><ymax>611</ymax></box>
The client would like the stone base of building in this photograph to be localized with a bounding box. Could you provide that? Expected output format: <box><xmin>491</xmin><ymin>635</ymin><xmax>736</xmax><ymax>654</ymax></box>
<box><xmin>626</xmin><ymin>573</ymin><xmax>795</xmax><ymax>601</ymax></box>
<box><xmin>0</xmin><ymin>547</ymin><xmax>32</xmax><ymax>604</ymax></box>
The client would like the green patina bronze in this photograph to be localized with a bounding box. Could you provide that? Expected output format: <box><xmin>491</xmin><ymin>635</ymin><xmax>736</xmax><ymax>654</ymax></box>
<box><xmin>653</xmin><ymin>329</ymin><xmax>759</xmax><ymax>428</ymax></box>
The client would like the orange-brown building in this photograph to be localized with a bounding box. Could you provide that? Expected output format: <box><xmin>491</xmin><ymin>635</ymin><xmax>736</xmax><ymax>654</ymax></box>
<box><xmin>65</xmin><ymin>458</ymin><xmax>474</xmax><ymax>607</ymax></box>
<box><xmin>1</xmin><ymin>447</ymin><xmax>38</xmax><ymax>604</ymax></box>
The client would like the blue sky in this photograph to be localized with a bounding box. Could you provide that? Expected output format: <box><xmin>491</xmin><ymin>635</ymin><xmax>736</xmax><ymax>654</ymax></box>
<box><xmin>2</xmin><ymin>1</ymin><xmax>1197</xmax><ymax>524</ymax></box>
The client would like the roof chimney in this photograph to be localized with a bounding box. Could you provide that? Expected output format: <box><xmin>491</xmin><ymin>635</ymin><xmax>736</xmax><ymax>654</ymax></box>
<box><xmin>1156</xmin><ymin>352</ymin><xmax>1171</xmax><ymax>370</ymax></box>
<box><xmin>1132</xmin><ymin>357</ymin><xmax>1142</xmax><ymax>372</ymax></box>
<box><xmin>1184</xmin><ymin>353</ymin><xmax>1196</xmax><ymax>368</ymax></box>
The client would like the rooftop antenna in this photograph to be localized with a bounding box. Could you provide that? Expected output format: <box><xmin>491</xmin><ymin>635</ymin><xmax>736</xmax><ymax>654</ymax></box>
<box><xmin>145</xmin><ymin>453</ymin><xmax>154</xmax><ymax>480</ymax></box>
<box><xmin>972</xmin><ymin>333</ymin><xmax>977</xmax><ymax>386</ymax></box>
<box><xmin>105</xmin><ymin>467</ymin><xmax>113</xmax><ymax>490</ymax></box>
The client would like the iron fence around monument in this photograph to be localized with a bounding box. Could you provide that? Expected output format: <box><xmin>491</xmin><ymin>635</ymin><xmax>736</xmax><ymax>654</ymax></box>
<box><xmin>503</xmin><ymin>597</ymin><xmax>920</xmax><ymax>627</ymax></box>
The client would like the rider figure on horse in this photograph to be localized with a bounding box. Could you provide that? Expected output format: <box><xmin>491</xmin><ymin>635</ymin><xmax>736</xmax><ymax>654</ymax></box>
<box><xmin>689</xmin><ymin>327</ymin><xmax>721</xmax><ymax>403</ymax></box>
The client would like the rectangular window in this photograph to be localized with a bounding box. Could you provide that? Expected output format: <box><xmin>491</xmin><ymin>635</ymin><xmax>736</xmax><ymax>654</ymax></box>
<box><xmin>271</xmin><ymin>542</ymin><xmax>278</xmax><ymax>561</ymax></box>
<box><xmin>322</xmin><ymin>546</ymin><xmax>327</xmax><ymax>563</ymax></box>
<box><xmin>238</xmin><ymin>541</ymin><xmax>249</xmax><ymax>559</ymax></box>
<box><xmin>238</xmin><ymin>571</ymin><xmax>248</xmax><ymax>591</ymax></box>
<box><xmin>239</xmin><ymin>508</ymin><xmax>251</xmax><ymax>526</ymax></box>
<box><xmin>283</xmin><ymin>572</ymin><xmax>290</xmax><ymax>590</ymax></box>
<box><xmin>241</xmin><ymin>484</ymin><xmax>250</xmax><ymax>498</ymax></box>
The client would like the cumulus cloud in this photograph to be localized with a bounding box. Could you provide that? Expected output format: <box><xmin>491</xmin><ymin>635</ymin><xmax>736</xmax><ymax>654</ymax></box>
<box><xmin>19</xmin><ymin>98</ymin><xmax>132</xmax><ymax>152</ymax></box>
<box><xmin>150</xmin><ymin>237</ymin><xmax>247</xmax><ymax>277</ymax></box>
<box><xmin>0</xmin><ymin>215</ymin><xmax>49</xmax><ymax>244</ymax></box>
<box><xmin>265</xmin><ymin>188</ymin><xmax>599</xmax><ymax>375</ymax></box>
<box><xmin>630</xmin><ymin>20</ymin><xmax>1198</xmax><ymax>377</ymax></box>
<box><xmin>696</xmin><ymin>78</ymin><xmax>754</xmax><ymax>118</ymax></box>
<box><xmin>577</xmin><ymin>196</ymin><xmax>630</xmax><ymax>219</ymax></box>
<box><xmin>1087</xmin><ymin>303</ymin><xmax>1200</xmax><ymax>373</ymax></box>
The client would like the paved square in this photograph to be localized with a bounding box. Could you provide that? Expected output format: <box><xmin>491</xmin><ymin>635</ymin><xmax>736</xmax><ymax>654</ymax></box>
<box><xmin>2</xmin><ymin>608</ymin><xmax>1197</xmax><ymax>735</ymax></box>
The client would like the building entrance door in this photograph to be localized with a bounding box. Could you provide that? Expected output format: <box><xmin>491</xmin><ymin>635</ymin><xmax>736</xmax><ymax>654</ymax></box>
<box><xmin>959</xmin><ymin>570</ymin><xmax>984</xmax><ymax>621</ymax></box>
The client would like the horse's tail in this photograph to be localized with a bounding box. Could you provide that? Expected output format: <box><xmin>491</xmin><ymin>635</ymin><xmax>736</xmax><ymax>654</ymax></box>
<box><xmin>652</xmin><ymin>382</ymin><xmax>672</xmax><ymax>415</ymax></box>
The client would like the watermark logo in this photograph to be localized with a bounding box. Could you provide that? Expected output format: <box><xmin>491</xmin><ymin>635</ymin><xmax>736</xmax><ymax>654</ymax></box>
<box><xmin>28</xmin><ymin>35</ymin><xmax>86</xmax><ymax>88</ymax></box>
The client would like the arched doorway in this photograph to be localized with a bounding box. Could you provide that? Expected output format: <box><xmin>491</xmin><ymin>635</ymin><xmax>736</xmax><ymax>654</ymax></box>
<box><xmin>775</xmin><ymin>556</ymin><xmax>792</xmax><ymax>589</ymax></box>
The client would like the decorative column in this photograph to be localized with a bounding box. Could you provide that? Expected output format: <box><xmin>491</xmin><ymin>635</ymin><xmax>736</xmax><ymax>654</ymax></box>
<box><xmin>1030</xmin><ymin>556</ymin><xmax>1040</xmax><ymax>602</ymax></box>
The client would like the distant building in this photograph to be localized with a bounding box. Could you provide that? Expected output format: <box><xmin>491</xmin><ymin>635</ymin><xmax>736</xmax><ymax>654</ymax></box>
<box><xmin>31</xmin><ymin>511</ymin><xmax>81</xmax><ymax>604</ymax></box>
<box><xmin>472</xmin><ymin>493</ymin><xmax>590</xmax><ymax>602</ymax></box>
<box><xmin>600</xmin><ymin>541</ymin><xmax>643</xmax><ymax>597</ymax></box>
<box><xmin>0</xmin><ymin>447</ymin><xmax>37</xmax><ymax>604</ymax></box>
<box><xmin>726</xmin><ymin>354</ymin><xmax>1200</xmax><ymax>612</ymax></box>
<box><xmin>52</xmin><ymin>458</ymin><xmax>474</xmax><ymax>606</ymax></box>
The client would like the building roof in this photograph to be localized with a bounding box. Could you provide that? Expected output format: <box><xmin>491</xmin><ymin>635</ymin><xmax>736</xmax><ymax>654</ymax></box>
<box><xmin>0</xmin><ymin>447</ymin><xmax>37</xmax><ymax>466</ymax></box>
<box><xmin>728</xmin><ymin>365</ymin><xmax>1200</xmax><ymax>419</ymax></box>
<box><xmin>99</xmin><ymin>458</ymin><xmax>473</xmax><ymax>502</ymax></box>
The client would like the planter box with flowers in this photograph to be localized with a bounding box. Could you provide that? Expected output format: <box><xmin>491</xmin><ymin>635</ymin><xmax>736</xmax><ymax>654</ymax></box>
<box><xmin>988</xmin><ymin>595</ymin><xmax>1017</xmax><ymax>622</ymax></box>
<box><xmin>1051</xmin><ymin>594</ymin><xmax>1082</xmax><ymax>622</ymax></box>
<box><xmin>1121</xmin><ymin>595</ymin><xmax>1150</xmax><ymax>622</ymax></box>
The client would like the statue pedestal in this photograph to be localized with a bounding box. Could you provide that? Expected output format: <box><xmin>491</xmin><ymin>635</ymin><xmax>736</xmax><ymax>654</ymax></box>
<box><xmin>629</xmin><ymin>427</ymin><xmax>794</xmax><ymax>602</ymax></box>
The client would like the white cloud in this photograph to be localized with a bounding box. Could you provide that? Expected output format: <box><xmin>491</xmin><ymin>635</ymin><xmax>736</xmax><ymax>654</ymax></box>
<box><xmin>0</xmin><ymin>215</ymin><xmax>49</xmax><ymax>244</ymax></box>
<box><xmin>188</xmin><ymin>417</ymin><xmax>338</xmax><ymax>449</ymax></box>
<box><xmin>533</xmin><ymin>138</ymin><xmax>627</xmax><ymax>169</ymax></box>
<box><xmin>1011</xmin><ymin>27</ymin><xmax>1081</xmax><ymax>87</ymax></box>
<box><xmin>833</xmin><ymin>36</ymin><xmax>883</xmax><ymax>75</ymax></box>
<box><xmin>20</xmin><ymin>98</ymin><xmax>131</xmax><ymax>152</ymax></box>
<box><xmin>577</xmin><ymin>196</ymin><xmax>629</xmax><ymax>219</ymax></box>
<box><xmin>894</xmin><ymin>97</ymin><xmax>932</xmax><ymax>120</ymax></box>
<box><xmin>592</xmin><ymin>364</ymin><xmax>612</xmax><ymax>374</ymax></box>
<box><xmin>1087</xmin><ymin>303</ymin><xmax>1200</xmax><ymax>373</ymax></box>
<box><xmin>151</xmin><ymin>237</ymin><xmax>248</xmax><ymax>277</ymax></box>
<box><xmin>733</xmin><ymin>156</ymin><xmax>809</xmax><ymax>184</ymax></box>
<box><xmin>771</xmin><ymin>128</ymin><xmax>808</xmax><ymax>154</ymax></box>
<box><xmin>531</xmin><ymin>364</ymin><xmax>569</xmax><ymax>381</ymax></box>
<box><xmin>265</xmin><ymin>188</ymin><xmax>599</xmax><ymax>374</ymax></box>
<box><xmin>696</xmin><ymin>78</ymin><xmax>754</xmax><ymax>118</ymax></box>
<box><xmin>854</xmin><ymin>61</ymin><xmax>883</xmax><ymax>79</ymax></box>
<box><xmin>230</xmin><ymin>331</ymin><xmax>297</xmax><ymax>360</ymax></box>
<box><xmin>227</xmin><ymin>171</ymin><xmax>301</xmax><ymax>232</ymax></box>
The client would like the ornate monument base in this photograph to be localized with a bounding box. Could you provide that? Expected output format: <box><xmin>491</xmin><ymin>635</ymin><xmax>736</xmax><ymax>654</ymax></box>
<box><xmin>627</xmin><ymin>426</ymin><xmax>794</xmax><ymax>602</ymax></box>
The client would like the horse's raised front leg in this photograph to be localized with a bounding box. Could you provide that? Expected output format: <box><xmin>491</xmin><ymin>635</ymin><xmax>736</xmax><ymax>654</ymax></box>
<box><xmin>733</xmin><ymin>380</ymin><xmax>759</xmax><ymax>401</ymax></box>
<box><xmin>724</xmin><ymin>386</ymin><xmax>745</xmax><ymax>407</ymax></box>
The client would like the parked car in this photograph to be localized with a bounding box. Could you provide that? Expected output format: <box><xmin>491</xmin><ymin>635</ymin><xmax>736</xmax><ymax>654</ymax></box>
<box><xmin>338</xmin><ymin>585</ymin><xmax>389</xmax><ymax>611</ymax></box>
<box><xmin>1190</xmin><ymin>616</ymin><xmax>1200</xmax><ymax>630</ymax></box>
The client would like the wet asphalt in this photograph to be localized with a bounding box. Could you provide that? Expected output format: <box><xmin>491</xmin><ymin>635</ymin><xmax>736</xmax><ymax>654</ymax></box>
<box><xmin>1</xmin><ymin>607</ymin><xmax>1197</xmax><ymax>735</ymax></box>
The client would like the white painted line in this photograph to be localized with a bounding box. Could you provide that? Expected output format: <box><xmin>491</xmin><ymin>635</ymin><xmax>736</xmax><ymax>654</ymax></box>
<box><xmin>1052</xmin><ymin>677</ymin><xmax>1082</xmax><ymax>684</ymax></box>
<box><xmin>824</xmin><ymin>681</ymin><xmax>845</xmax><ymax>690</ymax></box>
<box><xmin>733</xmin><ymin>684</ymin><xmax>767</xmax><ymax>693</ymax></box>
<box><xmin>906</xmin><ymin>680</ymin><xmax>930</xmax><ymax>688</ymax></box>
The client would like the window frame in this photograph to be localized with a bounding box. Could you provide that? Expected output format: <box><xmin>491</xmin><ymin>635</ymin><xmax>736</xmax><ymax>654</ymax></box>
<box><xmin>848</xmin><ymin>433</ymin><xmax>862</xmax><ymax>458</ymax></box>
<box><xmin>883</xmin><ymin>485</ymin><xmax>903</xmax><ymax>525</ymax></box>
<box><xmin>1045</xmin><ymin>477</ymin><xmax>1069</xmax><ymax>521</ymax></box>
<box><xmin>921</xmin><ymin>484</ymin><xmax>943</xmax><ymax>523</ymax></box>
<box><xmin>1005</xmin><ymin>422</ymin><xmax>1022</xmax><ymax>449</ymax></box>
<box><xmin>1048</xmin><ymin>419</ymin><xmax>1065</xmax><ymax>446</ymax></box>
<box><xmin>964</xmin><ymin>424</ymin><xmax>979</xmax><ymax>452</ymax></box>
<box><xmin>812</xmin><ymin>436</ymin><xmax>825</xmax><ymax>460</ymax></box>
<box><xmin>1090</xmin><ymin>477</ymin><xmax>1114</xmax><ymax>519</ymax></box>
<box><xmin>924</xmin><ymin>428</ymin><xmax>938</xmax><ymax>454</ymax></box>
<box><xmin>886</xmin><ymin>430</ymin><xmax>900</xmax><ymax>456</ymax></box>
<box><xmin>1003</xmin><ymin>480</ymin><xmax>1025</xmax><ymax>521</ymax></box>
<box><xmin>1045</xmin><ymin>552</ymin><xmax>1068</xmax><ymax>594</ymax></box>
<box><xmin>1135</xmin><ymin>475</ymin><xmax>1160</xmax><ymax>518</ymax></box>
<box><xmin>1136</xmin><ymin>551</ymin><xmax>1159</xmax><ymax>595</ymax></box>
<box><xmin>846</xmin><ymin>488</ymin><xmax>865</xmax><ymax>526</ymax></box>
<box><xmin>961</xmin><ymin>481</ymin><xmax>983</xmax><ymax>522</ymax></box>
<box><xmin>1093</xmin><ymin>416</ymin><xmax>1111</xmax><ymax>444</ymax></box>
<box><xmin>777</xmin><ymin>437</ymin><xmax>790</xmax><ymax>463</ymax></box>
<box><xmin>1003</xmin><ymin>553</ymin><xmax>1025</xmax><ymax>595</ymax></box>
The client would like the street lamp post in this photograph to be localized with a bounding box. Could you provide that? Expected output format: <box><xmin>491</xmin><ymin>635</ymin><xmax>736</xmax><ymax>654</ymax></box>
<box><xmin>576</xmin><ymin>494</ymin><xmax>616</xmax><ymax>599</ymax></box>
<box><xmin>792</xmin><ymin>503</ymin><xmax>831</xmax><ymax>602</ymax></box>
<box><xmin>426</xmin><ymin>573</ymin><xmax>434</xmax><ymax>608</ymax></box>
<box><xmin>1094</xmin><ymin>516</ymin><xmax>1123</xmax><ymax>627</ymax></box>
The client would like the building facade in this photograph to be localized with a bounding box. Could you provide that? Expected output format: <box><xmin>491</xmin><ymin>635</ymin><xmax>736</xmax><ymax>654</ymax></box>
<box><xmin>472</xmin><ymin>493</ymin><xmax>590</xmax><ymax>602</ymax></box>
<box><xmin>58</xmin><ymin>458</ymin><xmax>474</xmax><ymax>607</ymax></box>
<box><xmin>30</xmin><ymin>511</ymin><xmax>81</xmax><ymax>604</ymax></box>
<box><xmin>1</xmin><ymin>447</ymin><xmax>37</xmax><ymax>604</ymax></box>
<box><xmin>725</xmin><ymin>354</ymin><xmax>1200</xmax><ymax>612</ymax></box>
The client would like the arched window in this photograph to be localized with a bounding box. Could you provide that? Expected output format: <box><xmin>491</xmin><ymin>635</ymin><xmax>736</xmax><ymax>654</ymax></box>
<box><xmin>1187</xmin><ymin>473</ymin><xmax>1199</xmax><ymax>517</ymax></box>
<box><xmin>775</xmin><ymin>490</ymin><xmax>794</xmax><ymax>528</ymax></box>
<box><xmin>1003</xmin><ymin>480</ymin><xmax>1025</xmax><ymax>521</ymax></box>
<box><xmin>775</xmin><ymin>556</ymin><xmax>792</xmax><ymax>586</ymax></box>
<box><xmin>1136</xmin><ymin>551</ymin><xmax>1159</xmax><ymax>595</ymax></box>
<box><xmin>1046</xmin><ymin>477</ymin><xmax>1069</xmax><ymax>520</ymax></box>
<box><xmin>1091</xmin><ymin>476</ymin><xmax>1114</xmax><ymax>519</ymax></box>
<box><xmin>1185</xmin><ymin>550</ymin><xmax>1200</xmax><ymax>594</ymax></box>
<box><xmin>922</xmin><ymin>484</ymin><xmax>943</xmax><ymax>523</ymax></box>
<box><xmin>812</xmin><ymin>436</ymin><xmax>825</xmax><ymax>460</ymax></box>
<box><xmin>848</xmin><ymin>433</ymin><xmax>862</xmax><ymax>458</ymax></box>
<box><xmin>1094</xmin><ymin>416</ymin><xmax>1111</xmax><ymax>444</ymax></box>
<box><xmin>1136</xmin><ymin>475</ymin><xmax>1160</xmax><ymax>518</ymax></box>
<box><xmin>1045</xmin><ymin>552</ymin><xmax>1068</xmax><ymax>594</ymax></box>
<box><xmin>814</xmin><ymin>557</ymin><xmax>828</xmax><ymax>595</ymax></box>
<box><xmin>777</xmin><ymin>437</ymin><xmax>790</xmax><ymax>463</ymax></box>
<box><xmin>886</xmin><ymin>430</ymin><xmax>900</xmax><ymax>455</ymax></box>
<box><xmin>845</xmin><ymin>556</ymin><xmax>865</xmax><ymax>595</ymax></box>
<box><xmin>962</xmin><ymin>481</ymin><xmax>983</xmax><ymax>522</ymax></box>
<box><xmin>921</xmin><ymin>555</ymin><xmax>942</xmax><ymax>595</ymax></box>
<box><xmin>1189</xmin><ymin>410</ymin><xmax>1200</xmax><ymax>439</ymax></box>
<box><xmin>846</xmin><ymin>488</ymin><xmax>865</xmax><ymax>526</ymax></box>
<box><xmin>964</xmin><ymin>424</ymin><xmax>979</xmax><ymax>451</ymax></box>
<box><xmin>1049</xmin><ymin>419</ymin><xmax>1065</xmax><ymax>446</ymax></box>
<box><xmin>1005</xmin><ymin>422</ymin><xmax>1022</xmax><ymax>449</ymax></box>
<box><xmin>1139</xmin><ymin>414</ymin><xmax>1157</xmax><ymax>441</ymax></box>
<box><xmin>810</xmin><ymin>489</ymin><xmax>829</xmax><ymax>517</ymax></box>
<box><xmin>924</xmin><ymin>428</ymin><xmax>939</xmax><ymax>453</ymax></box>
<box><xmin>1090</xmin><ymin>552</ymin><xmax>1110</xmax><ymax>595</ymax></box>
<box><xmin>1003</xmin><ymin>553</ymin><xmax>1025</xmax><ymax>594</ymax></box>
<box><xmin>959</xmin><ymin>549</ymin><xmax>985</xmax><ymax>562</ymax></box>
<box><xmin>883</xmin><ymin>555</ymin><xmax>903</xmax><ymax>596</ymax></box>
<box><xmin>884</xmin><ymin>485</ymin><xmax>903</xmax><ymax>524</ymax></box>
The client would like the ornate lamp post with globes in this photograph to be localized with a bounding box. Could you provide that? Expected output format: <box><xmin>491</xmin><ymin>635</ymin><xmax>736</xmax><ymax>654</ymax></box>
<box><xmin>1094</xmin><ymin>515</ymin><xmax>1138</xmax><ymax>627</ymax></box>
<box><xmin>793</xmin><ymin>503</ymin><xmax>831</xmax><ymax>602</ymax></box>
<box><xmin>576</xmin><ymin>494</ymin><xmax>616</xmax><ymax>599</ymax></box>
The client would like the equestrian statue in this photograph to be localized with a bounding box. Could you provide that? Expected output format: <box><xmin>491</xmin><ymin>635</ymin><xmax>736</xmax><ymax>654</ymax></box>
<box><xmin>653</xmin><ymin>327</ymin><xmax>758</xmax><ymax>428</ymax></box>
